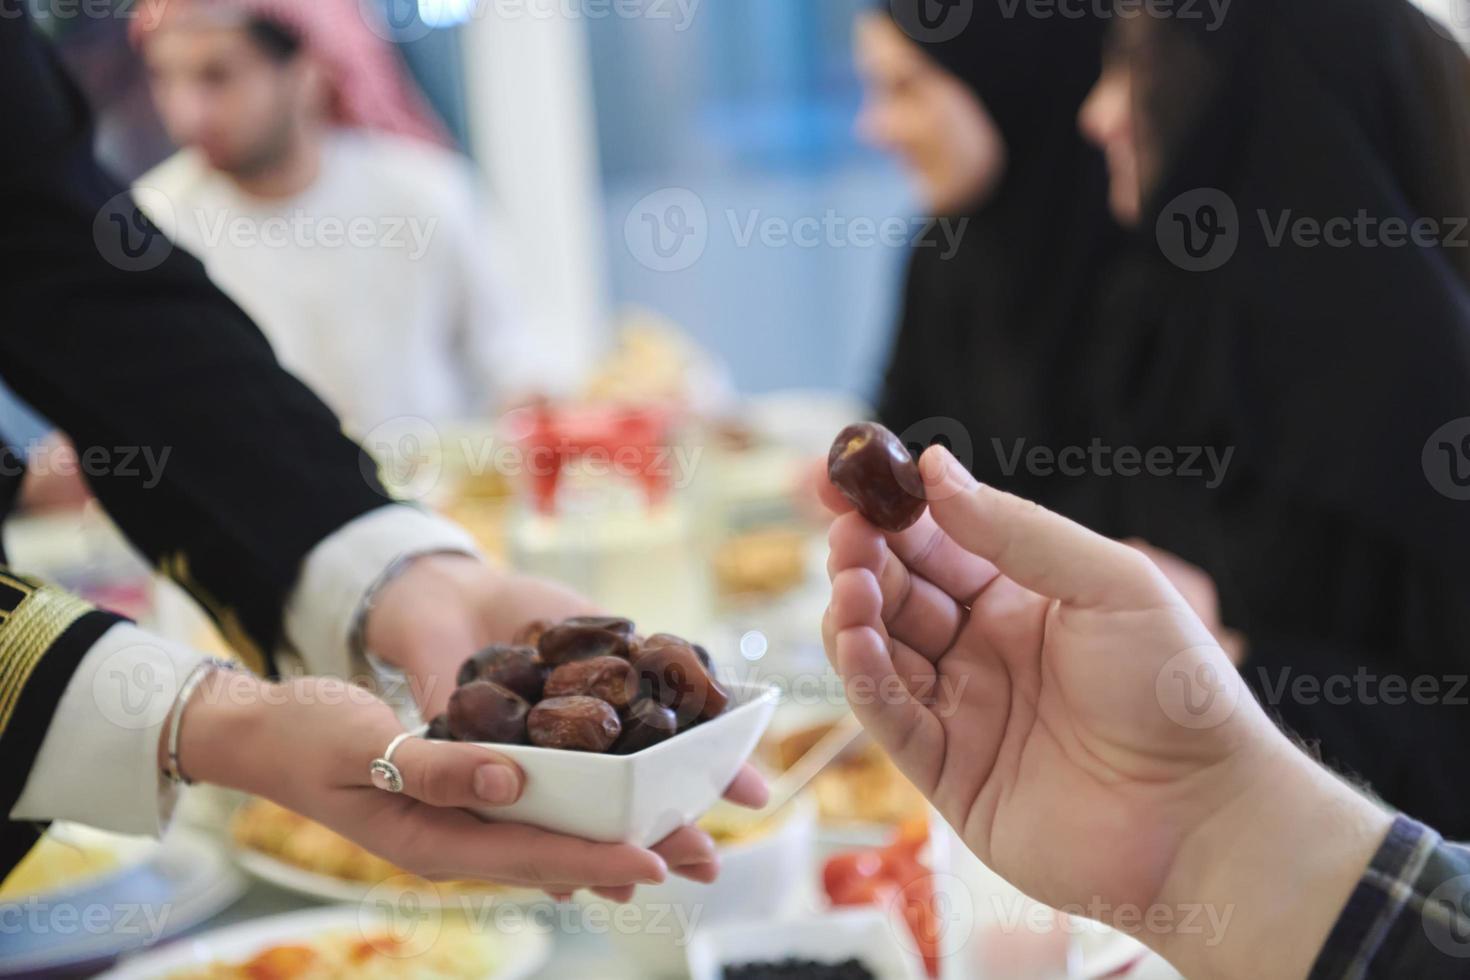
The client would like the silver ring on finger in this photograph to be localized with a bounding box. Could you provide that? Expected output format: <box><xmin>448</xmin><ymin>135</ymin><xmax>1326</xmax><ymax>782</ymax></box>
<box><xmin>369</xmin><ymin>731</ymin><xmax>416</xmax><ymax>794</ymax></box>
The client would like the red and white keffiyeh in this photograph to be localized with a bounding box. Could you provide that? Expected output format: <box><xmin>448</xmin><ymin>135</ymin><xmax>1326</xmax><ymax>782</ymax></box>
<box><xmin>131</xmin><ymin>0</ymin><xmax>451</xmax><ymax>147</ymax></box>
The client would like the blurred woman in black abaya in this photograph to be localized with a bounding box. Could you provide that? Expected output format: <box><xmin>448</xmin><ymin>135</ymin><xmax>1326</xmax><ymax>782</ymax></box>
<box><xmin>1079</xmin><ymin>0</ymin><xmax>1470</xmax><ymax>833</ymax></box>
<box><xmin>859</xmin><ymin>2</ymin><xmax>1120</xmax><ymax>530</ymax></box>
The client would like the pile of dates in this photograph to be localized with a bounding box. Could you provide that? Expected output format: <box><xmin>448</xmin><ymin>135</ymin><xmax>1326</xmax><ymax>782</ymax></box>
<box><xmin>424</xmin><ymin>616</ymin><xmax>730</xmax><ymax>754</ymax></box>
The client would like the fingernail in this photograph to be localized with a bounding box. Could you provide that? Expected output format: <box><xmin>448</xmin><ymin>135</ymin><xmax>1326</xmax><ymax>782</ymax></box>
<box><xmin>474</xmin><ymin>764</ymin><xmax>519</xmax><ymax>805</ymax></box>
<box><xmin>640</xmin><ymin>857</ymin><xmax>669</xmax><ymax>885</ymax></box>
<box><xmin>920</xmin><ymin>447</ymin><xmax>975</xmax><ymax>490</ymax></box>
<box><xmin>679</xmin><ymin>856</ymin><xmax>720</xmax><ymax>875</ymax></box>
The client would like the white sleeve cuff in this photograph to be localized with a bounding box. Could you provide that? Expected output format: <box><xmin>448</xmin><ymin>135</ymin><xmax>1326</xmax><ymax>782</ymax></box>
<box><xmin>282</xmin><ymin>505</ymin><xmax>481</xmax><ymax>678</ymax></box>
<box><xmin>9</xmin><ymin>624</ymin><xmax>206</xmax><ymax>836</ymax></box>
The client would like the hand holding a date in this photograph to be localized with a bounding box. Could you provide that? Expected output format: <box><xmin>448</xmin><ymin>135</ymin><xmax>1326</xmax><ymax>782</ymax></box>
<box><xmin>821</xmin><ymin>438</ymin><xmax>1389</xmax><ymax>980</ymax></box>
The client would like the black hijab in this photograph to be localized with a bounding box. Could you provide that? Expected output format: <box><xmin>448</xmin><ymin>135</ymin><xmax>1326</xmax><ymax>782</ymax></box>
<box><xmin>1093</xmin><ymin>0</ymin><xmax>1470</xmax><ymax>830</ymax></box>
<box><xmin>876</xmin><ymin>1</ymin><xmax>1120</xmax><ymax>528</ymax></box>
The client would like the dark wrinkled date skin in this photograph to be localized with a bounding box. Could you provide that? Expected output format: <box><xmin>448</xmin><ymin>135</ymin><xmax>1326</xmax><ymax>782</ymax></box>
<box><xmin>425</xmin><ymin>713</ymin><xmax>452</xmax><ymax>741</ymax></box>
<box><xmin>448</xmin><ymin>681</ymin><xmax>530</xmax><ymax>745</ymax></box>
<box><xmin>562</xmin><ymin>616</ymin><xmax>635</xmax><ymax>636</ymax></box>
<box><xmin>637</xmin><ymin>642</ymin><xmax>730</xmax><ymax>723</ymax></box>
<box><xmin>457</xmin><ymin>644</ymin><xmax>545</xmax><ymax>703</ymax></box>
<box><xmin>528</xmin><ymin>696</ymin><xmax>622</xmax><ymax>752</ymax></box>
<box><xmin>614</xmin><ymin>699</ymin><xmax>678</xmax><ymax>755</ymax></box>
<box><xmin>538</xmin><ymin>622</ymin><xmax>632</xmax><ymax>666</ymax></box>
<box><xmin>692</xmin><ymin>644</ymin><xmax>713</xmax><ymax>671</ymax></box>
<box><xmin>544</xmin><ymin>656</ymin><xmax>639</xmax><ymax>710</ymax></box>
<box><xmin>641</xmin><ymin>633</ymin><xmax>712</xmax><ymax>670</ymax></box>
<box><xmin>827</xmin><ymin>422</ymin><xmax>928</xmax><ymax>533</ymax></box>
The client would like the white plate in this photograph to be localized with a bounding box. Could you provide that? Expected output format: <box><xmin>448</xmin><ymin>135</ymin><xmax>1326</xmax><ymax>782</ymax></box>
<box><xmin>688</xmin><ymin>907</ymin><xmax>927</xmax><ymax>980</ymax></box>
<box><xmin>233</xmin><ymin>848</ymin><xmax>543</xmax><ymax>910</ymax></box>
<box><xmin>2</xmin><ymin>822</ymin><xmax>160</xmax><ymax>900</ymax></box>
<box><xmin>0</xmin><ymin>827</ymin><xmax>244</xmax><ymax>976</ymax></box>
<box><xmin>97</xmin><ymin>905</ymin><xmax>551</xmax><ymax>980</ymax></box>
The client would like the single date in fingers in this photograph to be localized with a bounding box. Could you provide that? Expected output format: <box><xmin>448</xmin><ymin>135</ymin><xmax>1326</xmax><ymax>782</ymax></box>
<box><xmin>827</xmin><ymin>423</ymin><xmax>928</xmax><ymax>533</ymax></box>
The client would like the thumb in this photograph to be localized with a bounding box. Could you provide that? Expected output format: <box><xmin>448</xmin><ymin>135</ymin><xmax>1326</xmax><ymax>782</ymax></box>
<box><xmin>388</xmin><ymin>736</ymin><xmax>525</xmax><ymax>809</ymax></box>
<box><xmin>918</xmin><ymin>446</ymin><xmax>1163</xmax><ymax>609</ymax></box>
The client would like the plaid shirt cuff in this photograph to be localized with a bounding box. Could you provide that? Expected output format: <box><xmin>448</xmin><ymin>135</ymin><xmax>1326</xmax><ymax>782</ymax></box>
<box><xmin>1308</xmin><ymin>815</ymin><xmax>1470</xmax><ymax>979</ymax></box>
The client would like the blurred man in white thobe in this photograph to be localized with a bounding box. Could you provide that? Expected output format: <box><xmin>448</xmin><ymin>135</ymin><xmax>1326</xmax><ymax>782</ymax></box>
<box><xmin>132</xmin><ymin>0</ymin><xmax>546</xmax><ymax>435</ymax></box>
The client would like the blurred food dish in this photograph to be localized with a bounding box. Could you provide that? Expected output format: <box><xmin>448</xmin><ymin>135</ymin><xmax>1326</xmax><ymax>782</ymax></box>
<box><xmin>0</xmin><ymin>822</ymin><xmax>154</xmax><ymax>900</ymax></box>
<box><xmin>772</xmin><ymin>722</ymin><xmax>929</xmax><ymax>829</ymax></box>
<box><xmin>697</xmin><ymin>801</ymin><xmax>789</xmax><ymax>849</ymax></box>
<box><xmin>99</xmin><ymin>907</ymin><xmax>550</xmax><ymax>980</ymax></box>
<box><xmin>687</xmin><ymin>908</ymin><xmax>926</xmax><ymax>980</ymax></box>
<box><xmin>161</xmin><ymin>922</ymin><xmax>496</xmax><ymax>980</ymax></box>
<box><xmin>230</xmin><ymin>799</ymin><xmax>532</xmax><ymax>906</ymax></box>
<box><xmin>583</xmin><ymin>312</ymin><xmax>735</xmax><ymax>416</ymax></box>
<box><xmin>713</xmin><ymin>528</ymin><xmax>808</xmax><ymax>598</ymax></box>
<box><xmin>0</xmin><ymin>827</ymin><xmax>243</xmax><ymax>977</ymax></box>
<box><xmin>823</xmin><ymin>819</ymin><xmax>942</xmax><ymax>977</ymax></box>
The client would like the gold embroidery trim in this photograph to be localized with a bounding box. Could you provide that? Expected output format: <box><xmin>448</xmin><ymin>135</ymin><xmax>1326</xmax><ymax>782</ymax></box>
<box><xmin>158</xmin><ymin>551</ymin><xmax>268</xmax><ymax>676</ymax></box>
<box><xmin>0</xmin><ymin>587</ymin><xmax>95</xmax><ymax>741</ymax></box>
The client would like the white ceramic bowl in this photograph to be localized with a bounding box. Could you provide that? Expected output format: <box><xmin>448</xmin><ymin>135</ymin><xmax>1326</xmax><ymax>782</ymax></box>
<box><xmin>687</xmin><ymin>907</ymin><xmax>927</xmax><ymax>980</ymax></box>
<box><xmin>432</xmin><ymin>680</ymin><xmax>779</xmax><ymax>846</ymax></box>
<box><xmin>591</xmin><ymin>794</ymin><xmax>819</xmax><ymax>978</ymax></box>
